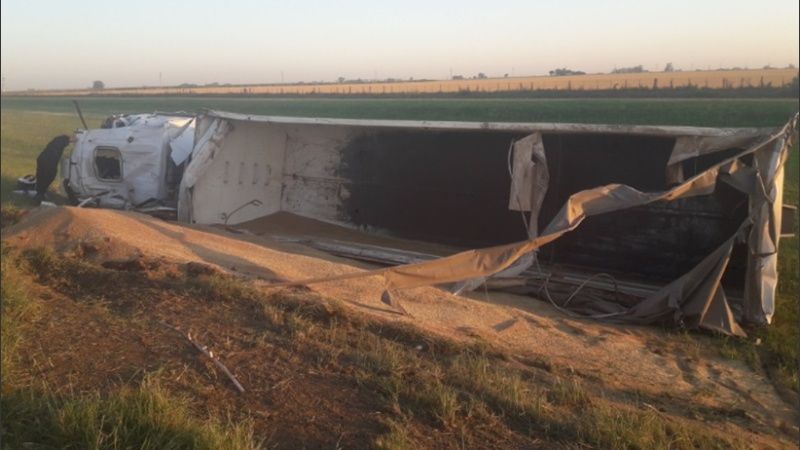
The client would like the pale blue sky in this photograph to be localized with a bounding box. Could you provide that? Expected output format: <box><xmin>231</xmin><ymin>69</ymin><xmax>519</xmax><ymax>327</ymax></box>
<box><xmin>1</xmin><ymin>0</ymin><xmax>798</xmax><ymax>90</ymax></box>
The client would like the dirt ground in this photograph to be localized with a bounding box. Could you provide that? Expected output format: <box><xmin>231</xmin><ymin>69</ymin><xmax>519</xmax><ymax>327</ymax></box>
<box><xmin>9</xmin><ymin>275</ymin><xmax>393</xmax><ymax>448</ymax></box>
<box><xmin>2</xmin><ymin>206</ymin><xmax>798</xmax><ymax>448</ymax></box>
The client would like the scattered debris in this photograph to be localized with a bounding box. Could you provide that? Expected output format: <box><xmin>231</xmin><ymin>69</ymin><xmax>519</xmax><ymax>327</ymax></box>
<box><xmin>159</xmin><ymin>321</ymin><xmax>245</xmax><ymax>394</ymax></box>
<box><xmin>380</xmin><ymin>290</ymin><xmax>410</xmax><ymax>316</ymax></box>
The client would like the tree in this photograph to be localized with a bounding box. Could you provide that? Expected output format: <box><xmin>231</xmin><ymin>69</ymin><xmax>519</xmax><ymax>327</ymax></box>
<box><xmin>337</xmin><ymin>76</ymin><xmax>345</xmax><ymax>83</ymax></box>
<box><xmin>611</xmin><ymin>65</ymin><xmax>646</xmax><ymax>74</ymax></box>
<box><xmin>477</xmin><ymin>73</ymin><xmax>487</xmax><ymax>79</ymax></box>
<box><xmin>664</xmin><ymin>62</ymin><xmax>674</xmax><ymax>72</ymax></box>
<box><xmin>92</xmin><ymin>80</ymin><xmax>105</xmax><ymax>89</ymax></box>
<box><xmin>548</xmin><ymin>68</ymin><xmax>586</xmax><ymax>76</ymax></box>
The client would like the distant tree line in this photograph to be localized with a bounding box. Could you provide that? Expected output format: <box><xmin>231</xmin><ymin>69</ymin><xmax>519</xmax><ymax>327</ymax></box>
<box><xmin>450</xmin><ymin>73</ymin><xmax>488</xmax><ymax>80</ymax></box>
<box><xmin>611</xmin><ymin>65</ymin><xmax>647</xmax><ymax>74</ymax></box>
<box><xmin>549</xmin><ymin>68</ymin><xmax>586</xmax><ymax>76</ymax></box>
<box><xmin>85</xmin><ymin>63</ymin><xmax>796</xmax><ymax>95</ymax></box>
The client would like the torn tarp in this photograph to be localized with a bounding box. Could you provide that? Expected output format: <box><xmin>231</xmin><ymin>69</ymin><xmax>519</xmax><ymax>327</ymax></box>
<box><xmin>261</xmin><ymin>114</ymin><xmax>796</xmax><ymax>336</ymax></box>
<box><xmin>169</xmin><ymin>118</ymin><xmax>196</xmax><ymax>165</ymax></box>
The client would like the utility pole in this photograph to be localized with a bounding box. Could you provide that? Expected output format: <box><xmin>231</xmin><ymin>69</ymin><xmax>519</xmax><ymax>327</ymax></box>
<box><xmin>280</xmin><ymin>70</ymin><xmax>284</xmax><ymax>84</ymax></box>
<box><xmin>159</xmin><ymin>72</ymin><xmax>162</xmax><ymax>86</ymax></box>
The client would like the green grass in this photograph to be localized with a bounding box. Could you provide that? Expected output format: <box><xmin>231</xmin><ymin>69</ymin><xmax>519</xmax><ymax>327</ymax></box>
<box><xmin>0</xmin><ymin>244</ymin><xmax>39</xmax><ymax>383</ymax></box>
<box><xmin>1</xmin><ymin>110</ymin><xmax>104</xmax><ymax>207</ymax></box>
<box><xmin>1</xmin><ymin>381</ymin><xmax>259</xmax><ymax>450</ymax></box>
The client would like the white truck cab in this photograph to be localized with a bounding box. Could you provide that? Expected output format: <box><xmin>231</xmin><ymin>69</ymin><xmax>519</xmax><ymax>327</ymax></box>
<box><xmin>63</xmin><ymin>113</ymin><xmax>195</xmax><ymax>211</ymax></box>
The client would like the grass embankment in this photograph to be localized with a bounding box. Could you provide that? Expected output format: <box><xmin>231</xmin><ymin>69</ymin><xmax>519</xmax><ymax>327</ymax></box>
<box><xmin>1</xmin><ymin>245</ymin><xmax>749</xmax><ymax>449</ymax></box>
<box><xmin>0</xmin><ymin>247</ymin><xmax>260</xmax><ymax>449</ymax></box>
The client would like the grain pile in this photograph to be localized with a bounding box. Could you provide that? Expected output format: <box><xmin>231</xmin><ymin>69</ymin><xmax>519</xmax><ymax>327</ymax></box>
<box><xmin>2</xmin><ymin>205</ymin><xmax>795</xmax><ymax>431</ymax></box>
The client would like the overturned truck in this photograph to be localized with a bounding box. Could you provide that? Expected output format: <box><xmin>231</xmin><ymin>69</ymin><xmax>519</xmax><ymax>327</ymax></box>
<box><xmin>65</xmin><ymin>110</ymin><xmax>798</xmax><ymax>336</ymax></box>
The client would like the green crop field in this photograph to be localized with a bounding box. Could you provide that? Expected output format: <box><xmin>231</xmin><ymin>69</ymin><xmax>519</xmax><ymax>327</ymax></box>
<box><xmin>1</xmin><ymin>96</ymin><xmax>798</xmax><ymax>393</ymax></box>
<box><xmin>2</xmin><ymin>95</ymin><xmax>799</xmax><ymax>127</ymax></box>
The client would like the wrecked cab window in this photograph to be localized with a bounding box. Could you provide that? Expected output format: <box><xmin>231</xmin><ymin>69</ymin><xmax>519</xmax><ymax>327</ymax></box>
<box><xmin>94</xmin><ymin>147</ymin><xmax>122</xmax><ymax>181</ymax></box>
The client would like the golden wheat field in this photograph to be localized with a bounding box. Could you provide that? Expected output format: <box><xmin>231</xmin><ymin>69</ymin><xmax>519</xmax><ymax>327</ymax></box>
<box><xmin>14</xmin><ymin>68</ymin><xmax>798</xmax><ymax>96</ymax></box>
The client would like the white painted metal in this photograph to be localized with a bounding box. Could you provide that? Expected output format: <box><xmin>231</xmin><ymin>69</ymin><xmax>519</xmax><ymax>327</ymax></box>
<box><xmin>66</xmin><ymin>114</ymin><xmax>193</xmax><ymax>207</ymax></box>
